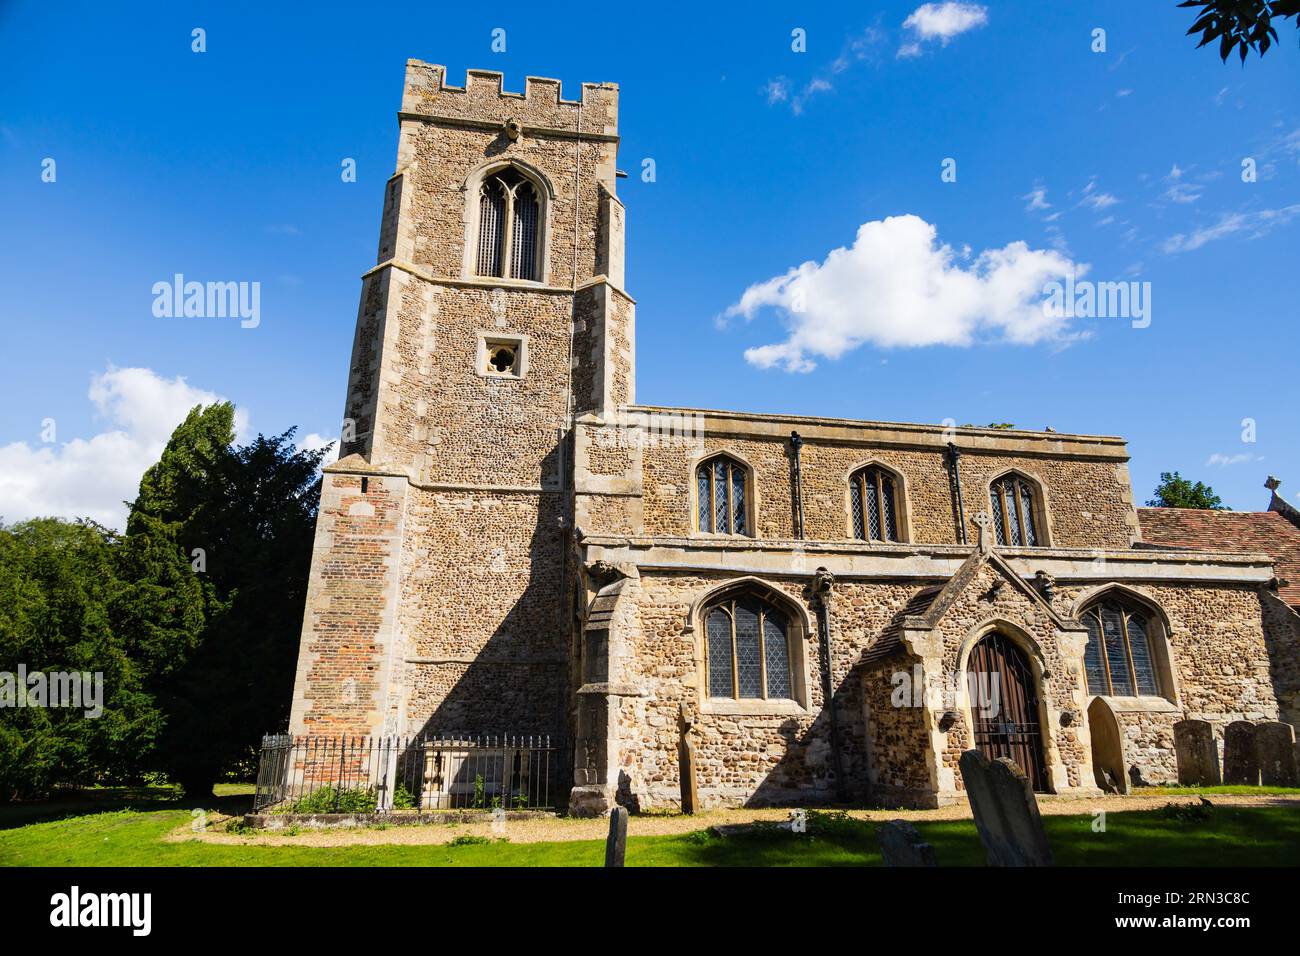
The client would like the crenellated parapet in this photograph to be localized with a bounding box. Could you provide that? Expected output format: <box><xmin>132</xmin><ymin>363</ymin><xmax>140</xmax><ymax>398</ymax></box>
<box><xmin>401</xmin><ymin>60</ymin><xmax>619</xmax><ymax>138</ymax></box>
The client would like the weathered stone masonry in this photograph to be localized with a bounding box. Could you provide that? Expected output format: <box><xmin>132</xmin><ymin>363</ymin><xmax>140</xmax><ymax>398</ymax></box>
<box><xmin>287</xmin><ymin>60</ymin><xmax>1300</xmax><ymax>813</ymax></box>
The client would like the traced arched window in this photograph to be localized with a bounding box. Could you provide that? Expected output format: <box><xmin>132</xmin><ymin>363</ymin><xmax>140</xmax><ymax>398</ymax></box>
<box><xmin>850</xmin><ymin>465</ymin><xmax>901</xmax><ymax>542</ymax></box>
<box><xmin>1081</xmin><ymin>597</ymin><xmax>1160</xmax><ymax>697</ymax></box>
<box><xmin>989</xmin><ymin>473</ymin><xmax>1042</xmax><ymax>546</ymax></box>
<box><xmin>696</xmin><ymin>454</ymin><xmax>749</xmax><ymax>535</ymax></box>
<box><xmin>474</xmin><ymin>166</ymin><xmax>540</xmax><ymax>281</ymax></box>
<box><xmin>705</xmin><ymin>595</ymin><xmax>792</xmax><ymax>700</ymax></box>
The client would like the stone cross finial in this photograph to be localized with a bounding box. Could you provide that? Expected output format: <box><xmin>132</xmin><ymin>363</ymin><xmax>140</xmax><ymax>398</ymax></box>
<box><xmin>1265</xmin><ymin>476</ymin><xmax>1281</xmax><ymax>492</ymax></box>
<box><xmin>971</xmin><ymin>511</ymin><xmax>993</xmax><ymax>554</ymax></box>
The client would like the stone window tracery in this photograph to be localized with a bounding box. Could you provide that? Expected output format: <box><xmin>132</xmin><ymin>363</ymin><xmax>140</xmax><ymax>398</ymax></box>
<box><xmin>1082</xmin><ymin>597</ymin><xmax>1161</xmax><ymax>697</ymax></box>
<box><xmin>474</xmin><ymin>166</ymin><xmax>541</xmax><ymax>281</ymax></box>
<box><xmin>704</xmin><ymin>595</ymin><xmax>792</xmax><ymax>701</ymax></box>
<box><xmin>990</xmin><ymin>472</ymin><xmax>1043</xmax><ymax>546</ymax></box>
<box><xmin>850</xmin><ymin>465</ymin><xmax>901</xmax><ymax>542</ymax></box>
<box><xmin>696</xmin><ymin>454</ymin><xmax>749</xmax><ymax>535</ymax></box>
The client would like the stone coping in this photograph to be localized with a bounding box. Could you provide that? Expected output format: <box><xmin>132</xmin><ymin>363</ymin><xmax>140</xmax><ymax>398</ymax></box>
<box><xmin>617</xmin><ymin>404</ymin><xmax>1129</xmax><ymax>457</ymax></box>
<box><xmin>580</xmin><ymin>534</ymin><xmax>1273</xmax><ymax>566</ymax></box>
<box><xmin>580</xmin><ymin>537</ymin><xmax>1275</xmax><ymax>585</ymax></box>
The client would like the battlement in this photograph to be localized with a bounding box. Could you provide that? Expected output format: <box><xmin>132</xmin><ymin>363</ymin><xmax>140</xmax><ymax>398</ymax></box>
<box><xmin>401</xmin><ymin>60</ymin><xmax>618</xmax><ymax>137</ymax></box>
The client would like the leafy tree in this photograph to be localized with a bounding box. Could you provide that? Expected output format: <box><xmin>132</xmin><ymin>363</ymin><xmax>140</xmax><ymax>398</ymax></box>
<box><xmin>0</xmin><ymin>403</ymin><xmax>325</xmax><ymax>801</ymax></box>
<box><xmin>1146</xmin><ymin>471</ymin><xmax>1230</xmax><ymax>510</ymax></box>
<box><xmin>1180</xmin><ymin>0</ymin><xmax>1300</xmax><ymax>61</ymax></box>
<box><xmin>0</xmin><ymin>519</ymin><xmax>201</xmax><ymax>799</ymax></box>
<box><xmin>129</xmin><ymin>408</ymin><xmax>327</xmax><ymax>798</ymax></box>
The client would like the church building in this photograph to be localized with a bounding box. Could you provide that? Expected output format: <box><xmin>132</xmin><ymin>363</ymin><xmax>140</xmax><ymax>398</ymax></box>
<box><xmin>286</xmin><ymin>60</ymin><xmax>1300</xmax><ymax>811</ymax></box>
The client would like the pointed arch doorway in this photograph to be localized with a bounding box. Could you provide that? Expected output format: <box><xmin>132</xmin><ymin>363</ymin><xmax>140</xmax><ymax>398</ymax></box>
<box><xmin>968</xmin><ymin>631</ymin><xmax>1049</xmax><ymax>792</ymax></box>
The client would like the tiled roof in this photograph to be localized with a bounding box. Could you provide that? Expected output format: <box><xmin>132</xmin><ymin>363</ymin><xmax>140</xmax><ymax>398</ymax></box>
<box><xmin>1138</xmin><ymin>507</ymin><xmax>1300</xmax><ymax>608</ymax></box>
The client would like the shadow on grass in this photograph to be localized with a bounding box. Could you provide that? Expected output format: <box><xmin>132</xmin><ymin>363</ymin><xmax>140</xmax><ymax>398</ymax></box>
<box><xmin>0</xmin><ymin>784</ymin><xmax>255</xmax><ymax>832</ymax></box>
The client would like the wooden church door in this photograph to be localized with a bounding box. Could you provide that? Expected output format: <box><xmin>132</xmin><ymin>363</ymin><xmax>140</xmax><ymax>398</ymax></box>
<box><xmin>968</xmin><ymin>631</ymin><xmax>1049</xmax><ymax>792</ymax></box>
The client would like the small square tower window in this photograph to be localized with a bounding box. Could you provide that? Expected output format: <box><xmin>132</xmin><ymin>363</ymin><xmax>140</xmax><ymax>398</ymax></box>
<box><xmin>478</xmin><ymin>333</ymin><xmax>527</xmax><ymax>379</ymax></box>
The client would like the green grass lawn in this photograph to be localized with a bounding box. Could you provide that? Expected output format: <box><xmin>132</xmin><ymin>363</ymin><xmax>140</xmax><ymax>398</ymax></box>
<box><xmin>2</xmin><ymin>790</ymin><xmax>1299</xmax><ymax>867</ymax></box>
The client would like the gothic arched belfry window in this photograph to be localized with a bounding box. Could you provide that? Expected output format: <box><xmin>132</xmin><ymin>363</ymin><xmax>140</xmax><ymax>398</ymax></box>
<box><xmin>475</xmin><ymin>166</ymin><xmax>540</xmax><ymax>281</ymax></box>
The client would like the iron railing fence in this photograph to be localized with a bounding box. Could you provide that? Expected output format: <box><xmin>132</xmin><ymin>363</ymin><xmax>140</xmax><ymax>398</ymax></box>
<box><xmin>253</xmin><ymin>733</ymin><xmax>562</xmax><ymax>813</ymax></box>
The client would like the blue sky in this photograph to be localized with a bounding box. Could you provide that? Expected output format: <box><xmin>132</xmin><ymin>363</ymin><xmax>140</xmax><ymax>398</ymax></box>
<box><xmin>1</xmin><ymin>0</ymin><xmax>1298</xmax><ymax>528</ymax></box>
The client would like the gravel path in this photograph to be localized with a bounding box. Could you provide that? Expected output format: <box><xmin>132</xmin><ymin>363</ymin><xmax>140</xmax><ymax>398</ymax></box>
<box><xmin>174</xmin><ymin>793</ymin><xmax>1300</xmax><ymax>848</ymax></box>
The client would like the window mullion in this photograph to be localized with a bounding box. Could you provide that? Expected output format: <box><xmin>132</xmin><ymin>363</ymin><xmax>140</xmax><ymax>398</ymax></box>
<box><xmin>868</xmin><ymin>476</ymin><xmax>878</xmax><ymax>541</ymax></box>
<box><xmin>1096</xmin><ymin>608</ymin><xmax>1114</xmax><ymax>695</ymax></box>
<box><xmin>730</xmin><ymin>602</ymin><xmax>739</xmax><ymax>699</ymax></box>
<box><xmin>727</xmin><ymin>464</ymin><xmax>735</xmax><ymax>535</ymax></box>
<box><xmin>500</xmin><ymin>185</ymin><xmax>516</xmax><ymax>278</ymax></box>
<box><xmin>1120</xmin><ymin>611</ymin><xmax>1140</xmax><ymax>696</ymax></box>
<box><xmin>708</xmin><ymin>472</ymin><xmax>715</xmax><ymax>534</ymax></box>
<box><xmin>758</xmin><ymin>609</ymin><xmax>769</xmax><ymax>699</ymax></box>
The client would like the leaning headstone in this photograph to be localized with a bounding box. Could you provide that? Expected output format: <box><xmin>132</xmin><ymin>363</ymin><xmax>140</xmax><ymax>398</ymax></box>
<box><xmin>604</xmin><ymin>805</ymin><xmax>628</xmax><ymax>867</ymax></box>
<box><xmin>958</xmin><ymin>750</ymin><xmax>1053</xmax><ymax>867</ymax></box>
<box><xmin>876</xmin><ymin>820</ymin><xmax>937</xmax><ymax>867</ymax></box>
<box><xmin>1223</xmin><ymin>721</ymin><xmax>1260</xmax><ymax>786</ymax></box>
<box><xmin>677</xmin><ymin>703</ymin><xmax>699</xmax><ymax>815</ymax></box>
<box><xmin>1174</xmin><ymin>719</ymin><xmax>1220</xmax><ymax>786</ymax></box>
<box><xmin>1257</xmin><ymin>722</ymin><xmax>1299</xmax><ymax>787</ymax></box>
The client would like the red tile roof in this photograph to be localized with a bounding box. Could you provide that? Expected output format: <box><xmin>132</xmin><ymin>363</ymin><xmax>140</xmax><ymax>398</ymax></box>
<box><xmin>1137</xmin><ymin>507</ymin><xmax>1300</xmax><ymax>608</ymax></box>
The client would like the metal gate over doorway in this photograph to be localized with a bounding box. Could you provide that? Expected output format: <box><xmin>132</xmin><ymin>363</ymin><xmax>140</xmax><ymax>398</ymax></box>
<box><xmin>968</xmin><ymin>631</ymin><xmax>1049</xmax><ymax>792</ymax></box>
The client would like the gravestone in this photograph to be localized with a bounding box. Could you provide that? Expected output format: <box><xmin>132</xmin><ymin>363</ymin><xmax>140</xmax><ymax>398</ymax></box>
<box><xmin>677</xmin><ymin>703</ymin><xmax>699</xmax><ymax>814</ymax></box>
<box><xmin>958</xmin><ymin>749</ymin><xmax>1054</xmax><ymax>867</ymax></box>
<box><xmin>1257</xmin><ymin>722</ymin><xmax>1298</xmax><ymax>787</ymax></box>
<box><xmin>876</xmin><ymin>820</ymin><xmax>937</xmax><ymax>867</ymax></box>
<box><xmin>1173</xmin><ymin>719</ymin><xmax>1220</xmax><ymax>786</ymax></box>
<box><xmin>604</xmin><ymin>805</ymin><xmax>628</xmax><ymax>867</ymax></box>
<box><xmin>1222</xmin><ymin>721</ymin><xmax>1260</xmax><ymax>786</ymax></box>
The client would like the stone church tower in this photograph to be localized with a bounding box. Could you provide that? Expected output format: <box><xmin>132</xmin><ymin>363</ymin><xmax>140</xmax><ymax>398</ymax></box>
<box><xmin>287</xmin><ymin>61</ymin><xmax>632</xmax><ymax>743</ymax></box>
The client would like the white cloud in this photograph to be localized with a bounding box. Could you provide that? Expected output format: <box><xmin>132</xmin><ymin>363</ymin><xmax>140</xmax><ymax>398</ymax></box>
<box><xmin>0</xmin><ymin>367</ymin><xmax>247</xmax><ymax>532</ymax></box>
<box><xmin>1160</xmin><ymin>164</ymin><xmax>1202</xmax><ymax>204</ymax></box>
<box><xmin>298</xmin><ymin>432</ymin><xmax>340</xmax><ymax>466</ymax></box>
<box><xmin>1023</xmin><ymin>185</ymin><xmax>1052</xmax><ymax>213</ymax></box>
<box><xmin>900</xmin><ymin>2</ymin><xmax>988</xmax><ymax>55</ymax></box>
<box><xmin>1080</xmin><ymin>179</ymin><xmax>1120</xmax><ymax>211</ymax></box>
<box><xmin>1206</xmin><ymin>452</ymin><xmax>1260</xmax><ymax>467</ymax></box>
<box><xmin>1163</xmin><ymin>182</ymin><xmax>1202</xmax><ymax>204</ymax></box>
<box><xmin>1162</xmin><ymin>203</ymin><xmax>1300</xmax><ymax>253</ymax></box>
<box><xmin>723</xmin><ymin>214</ymin><xmax>1083</xmax><ymax>373</ymax></box>
<box><xmin>763</xmin><ymin>77</ymin><xmax>790</xmax><ymax>105</ymax></box>
<box><xmin>776</xmin><ymin>27</ymin><xmax>885</xmax><ymax>114</ymax></box>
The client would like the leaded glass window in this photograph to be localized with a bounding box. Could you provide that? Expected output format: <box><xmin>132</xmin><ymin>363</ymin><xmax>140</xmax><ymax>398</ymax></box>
<box><xmin>703</xmin><ymin>595</ymin><xmax>794</xmax><ymax>701</ymax></box>
<box><xmin>697</xmin><ymin>455</ymin><xmax>749</xmax><ymax>535</ymax></box>
<box><xmin>474</xmin><ymin>166</ymin><xmax>541</xmax><ymax>281</ymax></box>
<box><xmin>850</xmin><ymin>466</ymin><xmax>902</xmax><ymax>542</ymax></box>
<box><xmin>990</xmin><ymin>474</ymin><xmax>1042</xmax><ymax>547</ymax></box>
<box><xmin>1082</xmin><ymin>598</ymin><xmax>1161</xmax><ymax>697</ymax></box>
